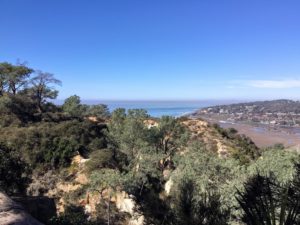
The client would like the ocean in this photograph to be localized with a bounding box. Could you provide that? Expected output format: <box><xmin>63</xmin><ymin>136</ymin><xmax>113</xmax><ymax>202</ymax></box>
<box><xmin>81</xmin><ymin>100</ymin><xmax>241</xmax><ymax>117</ymax></box>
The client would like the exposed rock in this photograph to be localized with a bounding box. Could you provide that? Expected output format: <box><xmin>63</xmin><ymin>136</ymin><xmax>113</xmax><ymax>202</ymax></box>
<box><xmin>164</xmin><ymin>178</ymin><xmax>173</xmax><ymax>196</ymax></box>
<box><xmin>182</xmin><ymin>119</ymin><xmax>230</xmax><ymax>157</ymax></box>
<box><xmin>215</xmin><ymin>139</ymin><xmax>229</xmax><ymax>158</ymax></box>
<box><xmin>144</xmin><ymin>119</ymin><xmax>158</xmax><ymax>129</ymax></box>
<box><xmin>115</xmin><ymin>191</ymin><xmax>144</xmax><ymax>225</ymax></box>
<box><xmin>27</xmin><ymin>170</ymin><xmax>59</xmax><ymax>197</ymax></box>
<box><xmin>163</xmin><ymin>169</ymin><xmax>171</xmax><ymax>179</ymax></box>
<box><xmin>75</xmin><ymin>173</ymin><xmax>89</xmax><ymax>185</ymax></box>
<box><xmin>0</xmin><ymin>192</ymin><xmax>43</xmax><ymax>225</ymax></box>
<box><xmin>12</xmin><ymin>196</ymin><xmax>56</xmax><ymax>224</ymax></box>
<box><xmin>128</xmin><ymin>215</ymin><xmax>144</xmax><ymax>225</ymax></box>
<box><xmin>72</xmin><ymin>154</ymin><xmax>90</xmax><ymax>166</ymax></box>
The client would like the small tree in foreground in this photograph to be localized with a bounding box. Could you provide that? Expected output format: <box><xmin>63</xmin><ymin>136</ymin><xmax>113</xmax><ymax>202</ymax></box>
<box><xmin>172</xmin><ymin>179</ymin><xmax>230</xmax><ymax>225</ymax></box>
<box><xmin>236</xmin><ymin>164</ymin><xmax>300</xmax><ymax>225</ymax></box>
<box><xmin>89</xmin><ymin>169</ymin><xmax>123</xmax><ymax>225</ymax></box>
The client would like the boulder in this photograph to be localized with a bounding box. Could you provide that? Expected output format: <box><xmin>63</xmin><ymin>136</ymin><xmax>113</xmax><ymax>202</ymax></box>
<box><xmin>0</xmin><ymin>192</ymin><xmax>43</xmax><ymax>225</ymax></box>
<box><xmin>12</xmin><ymin>196</ymin><xmax>56</xmax><ymax>224</ymax></box>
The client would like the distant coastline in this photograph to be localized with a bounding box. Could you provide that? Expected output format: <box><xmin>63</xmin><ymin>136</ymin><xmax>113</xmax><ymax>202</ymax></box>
<box><xmin>54</xmin><ymin>99</ymin><xmax>244</xmax><ymax>117</ymax></box>
<box><xmin>191</xmin><ymin>99</ymin><xmax>300</xmax><ymax>148</ymax></box>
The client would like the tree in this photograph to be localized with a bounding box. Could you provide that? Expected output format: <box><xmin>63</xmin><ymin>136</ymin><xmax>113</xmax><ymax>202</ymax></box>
<box><xmin>172</xmin><ymin>179</ymin><xmax>229</xmax><ymax>225</ymax></box>
<box><xmin>236</xmin><ymin>168</ymin><xmax>300</xmax><ymax>225</ymax></box>
<box><xmin>84</xmin><ymin>104</ymin><xmax>110</xmax><ymax>119</ymax></box>
<box><xmin>0</xmin><ymin>62</ymin><xmax>33</xmax><ymax>95</ymax></box>
<box><xmin>62</xmin><ymin>95</ymin><xmax>84</xmax><ymax>117</ymax></box>
<box><xmin>0</xmin><ymin>119</ymin><xmax>108</xmax><ymax>170</ymax></box>
<box><xmin>28</xmin><ymin>71</ymin><xmax>61</xmax><ymax>112</ymax></box>
<box><xmin>0</xmin><ymin>63</ymin><xmax>9</xmax><ymax>96</ymax></box>
<box><xmin>248</xmin><ymin>148</ymin><xmax>299</xmax><ymax>184</ymax></box>
<box><xmin>151</xmin><ymin>116</ymin><xmax>189</xmax><ymax>155</ymax></box>
<box><xmin>108</xmin><ymin>108</ymin><xmax>149</xmax><ymax>160</ymax></box>
<box><xmin>89</xmin><ymin>169</ymin><xmax>123</xmax><ymax>225</ymax></box>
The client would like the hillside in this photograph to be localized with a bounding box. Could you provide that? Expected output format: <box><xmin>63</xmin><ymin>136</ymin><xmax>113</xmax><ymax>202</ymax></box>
<box><xmin>192</xmin><ymin>99</ymin><xmax>300</xmax><ymax>127</ymax></box>
<box><xmin>195</xmin><ymin>99</ymin><xmax>300</xmax><ymax>114</ymax></box>
<box><xmin>1</xmin><ymin>62</ymin><xmax>300</xmax><ymax>225</ymax></box>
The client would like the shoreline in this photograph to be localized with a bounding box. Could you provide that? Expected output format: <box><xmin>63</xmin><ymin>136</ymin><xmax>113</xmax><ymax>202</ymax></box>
<box><xmin>199</xmin><ymin>116</ymin><xmax>300</xmax><ymax>148</ymax></box>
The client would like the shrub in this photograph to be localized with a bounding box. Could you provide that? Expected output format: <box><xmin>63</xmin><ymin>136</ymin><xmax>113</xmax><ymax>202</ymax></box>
<box><xmin>0</xmin><ymin>142</ymin><xmax>30</xmax><ymax>195</ymax></box>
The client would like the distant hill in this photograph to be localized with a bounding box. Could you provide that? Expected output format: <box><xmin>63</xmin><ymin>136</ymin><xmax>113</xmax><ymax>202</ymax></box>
<box><xmin>195</xmin><ymin>99</ymin><xmax>300</xmax><ymax>114</ymax></box>
<box><xmin>192</xmin><ymin>99</ymin><xmax>300</xmax><ymax>127</ymax></box>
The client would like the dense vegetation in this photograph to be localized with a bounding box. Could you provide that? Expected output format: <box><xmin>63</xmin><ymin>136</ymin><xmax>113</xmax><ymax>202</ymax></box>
<box><xmin>1</xmin><ymin>61</ymin><xmax>300</xmax><ymax>225</ymax></box>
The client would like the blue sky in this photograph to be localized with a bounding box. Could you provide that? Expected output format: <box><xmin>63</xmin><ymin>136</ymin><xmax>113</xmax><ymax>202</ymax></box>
<box><xmin>1</xmin><ymin>0</ymin><xmax>300</xmax><ymax>100</ymax></box>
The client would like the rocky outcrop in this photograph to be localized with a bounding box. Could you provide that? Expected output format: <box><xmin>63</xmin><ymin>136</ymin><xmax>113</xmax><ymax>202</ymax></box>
<box><xmin>182</xmin><ymin>119</ymin><xmax>230</xmax><ymax>157</ymax></box>
<box><xmin>144</xmin><ymin>119</ymin><xmax>158</xmax><ymax>129</ymax></box>
<box><xmin>0</xmin><ymin>192</ymin><xmax>43</xmax><ymax>225</ymax></box>
<box><xmin>12</xmin><ymin>196</ymin><xmax>56</xmax><ymax>224</ymax></box>
<box><xmin>114</xmin><ymin>191</ymin><xmax>144</xmax><ymax>225</ymax></box>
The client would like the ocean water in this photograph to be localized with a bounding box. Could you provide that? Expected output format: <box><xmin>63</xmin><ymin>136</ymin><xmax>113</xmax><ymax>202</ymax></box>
<box><xmin>81</xmin><ymin>100</ymin><xmax>240</xmax><ymax>118</ymax></box>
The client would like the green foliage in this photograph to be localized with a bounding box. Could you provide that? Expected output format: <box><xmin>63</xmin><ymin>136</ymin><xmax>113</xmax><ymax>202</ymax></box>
<box><xmin>231</xmin><ymin>134</ymin><xmax>260</xmax><ymax>164</ymax></box>
<box><xmin>0</xmin><ymin>143</ymin><xmax>30</xmax><ymax>195</ymax></box>
<box><xmin>50</xmin><ymin>205</ymin><xmax>98</xmax><ymax>225</ymax></box>
<box><xmin>26</xmin><ymin>71</ymin><xmax>61</xmax><ymax>112</ymax></box>
<box><xmin>213</xmin><ymin>123</ymin><xmax>260</xmax><ymax>164</ymax></box>
<box><xmin>108</xmin><ymin>108</ymin><xmax>150</xmax><ymax>160</ymax></box>
<box><xmin>0</xmin><ymin>62</ymin><xmax>62</xmax><ymax>125</ymax></box>
<box><xmin>89</xmin><ymin>168</ymin><xmax>123</xmax><ymax>192</ymax></box>
<box><xmin>94</xmin><ymin>201</ymin><xmax>128</xmax><ymax>225</ymax></box>
<box><xmin>171</xmin><ymin>142</ymin><xmax>248</xmax><ymax>221</ymax></box>
<box><xmin>0</xmin><ymin>95</ymin><xmax>23</xmax><ymax>126</ymax></box>
<box><xmin>0</xmin><ymin>120</ymin><xmax>107</xmax><ymax>169</ymax></box>
<box><xmin>122</xmin><ymin>149</ymin><xmax>163</xmax><ymax>196</ymax></box>
<box><xmin>0</xmin><ymin>94</ymin><xmax>38</xmax><ymax>125</ymax></box>
<box><xmin>171</xmin><ymin>179</ymin><xmax>230</xmax><ymax>225</ymax></box>
<box><xmin>173</xmin><ymin>143</ymin><xmax>239</xmax><ymax>193</ymax></box>
<box><xmin>62</xmin><ymin>95</ymin><xmax>110</xmax><ymax>119</ymax></box>
<box><xmin>2</xmin><ymin>60</ymin><xmax>300</xmax><ymax>225</ymax></box>
<box><xmin>108</xmin><ymin>110</ymin><xmax>189</xmax><ymax>165</ymax></box>
<box><xmin>236</xmin><ymin>167</ymin><xmax>300</xmax><ymax>225</ymax></box>
<box><xmin>62</xmin><ymin>95</ymin><xmax>84</xmax><ymax>117</ymax></box>
<box><xmin>84</xmin><ymin>104</ymin><xmax>110</xmax><ymax>119</ymax></box>
<box><xmin>249</xmin><ymin>148</ymin><xmax>300</xmax><ymax>184</ymax></box>
<box><xmin>85</xmin><ymin>149</ymin><xmax>116</xmax><ymax>173</ymax></box>
<box><xmin>150</xmin><ymin>116</ymin><xmax>190</xmax><ymax>155</ymax></box>
<box><xmin>0</xmin><ymin>61</ymin><xmax>33</xmax><ymax>95</ymax></box>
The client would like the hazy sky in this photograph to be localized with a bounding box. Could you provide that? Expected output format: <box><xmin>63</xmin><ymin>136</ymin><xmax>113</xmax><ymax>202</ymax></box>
<box><xmin>1</xmin><ymin>0</ymin><xmax>300</xmax><ymax>100</ymax></box>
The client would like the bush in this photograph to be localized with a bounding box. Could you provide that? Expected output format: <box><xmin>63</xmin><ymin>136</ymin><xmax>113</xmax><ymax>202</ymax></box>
<box><xmin>0</xmin><ymin>143</ymin><xmax>30</xmax><ymax>195</ymax></box>
<box><xmin>50</xmin><ymin>205</ymin><xmax>98</xmax><ymax>225</ymax></box>
<box><xmin>0</xmin><ymin>120</ymin><xmax>108</xmax><ymax>169</ymax></box>
<box><xmin>172</xmin><ymin>179</ymin><xmax>230</xmax><ymax>225</ymax></box>
<box><xmin>236</xmin><ymin>167</ymin><xmax>300</xmax><ymax>225</ymax></box>
<box><xmin>85</xmin><ymin>149</ymin><xmax>116</xmax><ymax>173</ymax></box>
